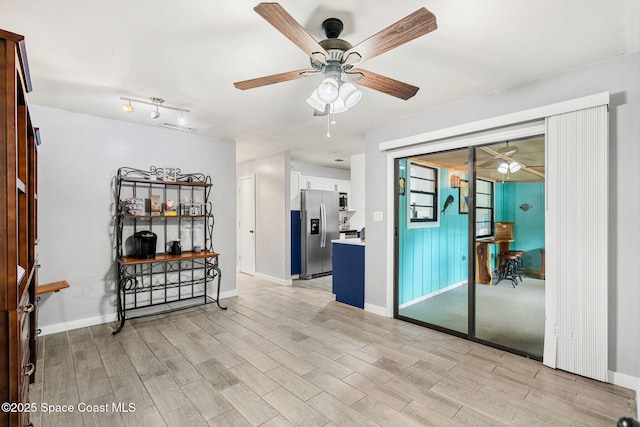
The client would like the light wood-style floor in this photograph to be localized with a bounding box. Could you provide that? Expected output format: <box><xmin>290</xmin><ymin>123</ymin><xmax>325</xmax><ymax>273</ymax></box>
<box><xmin>30</xmin><ymin>273</ymin><xmax>636</xmax><ymax>426</ymax></box>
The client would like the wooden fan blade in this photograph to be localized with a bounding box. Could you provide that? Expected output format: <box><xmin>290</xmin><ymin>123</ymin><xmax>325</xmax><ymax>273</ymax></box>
<box><xmin>344</xmin><ymin>8</ymin><xmax>437</xmax><ymax>65</ymax></box>
<box><xmin>348</xmin><ymin>69</ymin><xmax>419</xmax><ymax>100</ymax></box>
<box><xmin>234</xmin><ymin>69</ymin><xmax>317</xmax><ymax>90</ymax></box>
<box><xmin>254</xmin><ymin>3</ymin><xmax>329</xmax><ymax>61</ymax></box>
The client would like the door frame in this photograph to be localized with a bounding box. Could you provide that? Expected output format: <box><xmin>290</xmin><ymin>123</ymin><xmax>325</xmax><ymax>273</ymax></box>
<box><xmin>384</xmin><ymin>92</ymin><xmax>609</xmax><ymax>371</ymax></box>
<box><xmin>237</xmin><ymin>175</ymin><xmax>256</xmax><ymax>275</ymax></box>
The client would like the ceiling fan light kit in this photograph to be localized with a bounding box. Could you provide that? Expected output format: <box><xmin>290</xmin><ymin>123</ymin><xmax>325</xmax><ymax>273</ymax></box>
<box><xmin>234</xmin><ymin>2</ymin><xmax>437</xmax><ymax>132</ymax></box>
<box><xmin>317</xmin><ymin>77</ymin><xmax>340</xmax><ymax>103</ymax></box>
<box><xmin>340</xmin><ymin>83</ymin><xmax>362</xmax><ymax>108</ymax></box>
<box><xmin>497</xmin><ymin>161</ymin><xmax>521</xmax><ymax>175</ymax></box>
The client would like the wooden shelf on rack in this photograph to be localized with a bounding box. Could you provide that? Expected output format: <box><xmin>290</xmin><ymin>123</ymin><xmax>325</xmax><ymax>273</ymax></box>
<box><xmin>122</xmin><ymin>214</ymin><xmax>211</xmax><ymax>219</ymax></box>
<box><xmin>120</xmin><ymin>176</ymin><xmax>212</xmax><ymax>187</ymax></box>
<box><xmin>119</xmin><ymin>251</ymin><xmax>219</xmax><ymax>265</ymax></box>
<box><xmin>36</xmin><ymin>280</ymin><xmax>70</xmax><ymax>296</ymax></box>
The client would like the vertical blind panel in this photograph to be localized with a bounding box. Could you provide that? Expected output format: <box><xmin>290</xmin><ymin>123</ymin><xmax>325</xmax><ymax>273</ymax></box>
<box><xmin>545</xmin><ymin>105</ymin><xmax>608</xmax><ymax>381</ymax></box>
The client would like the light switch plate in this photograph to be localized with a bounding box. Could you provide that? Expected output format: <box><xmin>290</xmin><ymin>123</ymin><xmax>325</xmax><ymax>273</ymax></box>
<box><xmin>373</xmin><ymin>211</ymin><xmax>383</xmax><ymax>222</ymax></box>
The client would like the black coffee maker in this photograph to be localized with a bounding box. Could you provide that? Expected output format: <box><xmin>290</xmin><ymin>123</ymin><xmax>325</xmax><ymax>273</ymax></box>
<box><xmin>133</xmin><ymin>231</ymin><xmax>157</xmax><ymax>259</ymax></box>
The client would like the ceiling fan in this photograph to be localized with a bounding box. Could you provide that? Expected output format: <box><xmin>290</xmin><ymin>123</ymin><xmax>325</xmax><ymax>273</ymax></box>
<box><xmin>233</xmin><ymin>2</ymin><xmax>437</xmax><ymax>112</ymax></box>
<box><xmin>477</xmin><ymin>142</ymin><xmax>520</xmax><ymax>168</ymax></box>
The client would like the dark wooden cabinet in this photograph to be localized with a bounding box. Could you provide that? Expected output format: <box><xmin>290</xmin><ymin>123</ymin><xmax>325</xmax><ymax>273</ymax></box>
<box><xmin>1</xmin><ymin>28</ymin><xmax>39</xmax><ymax>427</ymax></box>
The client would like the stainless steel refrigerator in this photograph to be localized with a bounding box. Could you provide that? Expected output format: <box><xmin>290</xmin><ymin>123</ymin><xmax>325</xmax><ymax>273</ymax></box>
<box><xmin>300</xmin><ymin>189</ymin><xmax>339</xmax><ymax>279</ymax></box>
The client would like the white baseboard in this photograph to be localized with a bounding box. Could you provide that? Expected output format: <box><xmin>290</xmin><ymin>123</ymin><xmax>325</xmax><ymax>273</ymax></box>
<box><xmin>218</xmin><ymin>289</ymin><xmax>238</xmax><ymax>299</ymax></box>
<box><xmin>255</xmin><ymin>272</ymin><xmax>292</xmax><ymax>286</ymax></box>
<box><xmin>39</xmin><ymin>313</ymin><xmax>117</xmax><ymax>336</ymax></box>
<box><xmin>608</xmin><ymin>370</ymin><xmax>640</xmax><ymax>416</ymax></box>
<box><xmin>399</xmin><ymin>280</ymin><xmax>467</xmax><ymax>309</ymax></box>
<box><xmin>608</xmin><ymin>370</ymin><xmax>638</xmax><ymax>390</ymax></box>
<box><xmin>38</xmin><ymin>291</ymin><xmax>238</xmax><ymax>336</ymax></box>
<box><xmin>364</xmin><ymin>303</ymin><xmax>389</xmax><ymax>317</ymax></box>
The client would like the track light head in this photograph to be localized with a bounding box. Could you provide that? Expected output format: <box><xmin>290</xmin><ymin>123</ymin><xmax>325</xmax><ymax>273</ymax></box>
<box><xmin>122</xmin><ymin>102</ymin><xmax>134</xmax><ymax>113</ymax></box>
<box><xmin>150</xmin><ymin>109</ymin><xmax>160</xmax><ymax>119</ymax></box>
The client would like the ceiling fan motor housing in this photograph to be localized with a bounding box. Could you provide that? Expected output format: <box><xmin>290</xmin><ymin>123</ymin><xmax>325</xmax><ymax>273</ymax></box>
<box><xmin>322</xmin><ymin>18</ymin><xmax>343</xmax><ymax>39</ymax></box>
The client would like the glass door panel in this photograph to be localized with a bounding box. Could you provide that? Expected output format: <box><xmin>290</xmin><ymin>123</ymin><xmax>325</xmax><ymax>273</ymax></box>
<box><xmin>396</xmin><ymin>149</ymin><xmax>469</xmax><ymax>334</ymax></box>
<box><xmin>473</xmin><ymin>138</ymin><xmax>546</xmax><ymax>357</ymax></box>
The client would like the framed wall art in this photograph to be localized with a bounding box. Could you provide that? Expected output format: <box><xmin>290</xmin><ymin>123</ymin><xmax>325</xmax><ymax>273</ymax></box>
<box><xmin>459</xmin><ymin>179</ymin><xmax>469</xmax><ymax>214</ymax></box>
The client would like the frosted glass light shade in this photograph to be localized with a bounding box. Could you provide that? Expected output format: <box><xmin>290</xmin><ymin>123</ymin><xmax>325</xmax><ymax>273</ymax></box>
<box><xmin>339</xmin><ymin>83</ymin><xmax>362</xmax><ymax>108</ymax></box>
<box><xmin>316</xmin><ymin>77</ymin><xmax>340</xmax><ymax>103</ymax></box>
<box><xmin>306</xmin><ymin>90</ymin><xmax>326</xmax><ymax>112</ymax></box>
<box><xmin>331</xmin><ymin>97</ymin><xmax>348</xmax><ymax>114</ymax></box>
<box><xmin>509</xmin><ymin>162</ymin><xmax>521</xmax><ymax>172</ymax></box>
<box><xmin>497</xmin><ymin>162</ymin><xmax>509</xmax><ymax>174</ymax></box>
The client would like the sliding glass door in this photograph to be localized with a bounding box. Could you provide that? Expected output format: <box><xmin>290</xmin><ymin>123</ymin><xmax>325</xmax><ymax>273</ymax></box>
<box><xmin>395</xmin><ymin>148</ymin><xmax>470</xmax><ymax>335</ymax></box>
<box><xmin>395</xmin><ymin>137</ymin><xmax>546</xmax><ymax>358</ymax></box>
<box><xmin>473</xmin><ymin>139</ymin><xmax>546</xmax><ymax>356</ymax></box>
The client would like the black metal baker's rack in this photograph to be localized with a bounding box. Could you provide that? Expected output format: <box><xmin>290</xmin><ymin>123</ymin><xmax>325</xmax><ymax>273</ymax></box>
<box><xmin>113</xmin><ymin>166</ymin><xmax>227</xmax><ymax>335</ymax></box>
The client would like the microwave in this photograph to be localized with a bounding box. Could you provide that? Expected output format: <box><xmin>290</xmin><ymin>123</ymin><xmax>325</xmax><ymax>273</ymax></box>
<box><xmin>339</xmin><ymin>192</ymin><xmax>348</xmax><ymax>211</ymax></box>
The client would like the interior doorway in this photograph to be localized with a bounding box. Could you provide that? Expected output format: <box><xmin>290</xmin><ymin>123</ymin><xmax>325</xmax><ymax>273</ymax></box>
<box><xmin>395</xmin><ymin>136</ymin><xmax>546</xmax><ymax>359</ymax></box>
<box><xmin>238</xmin><ymin>175</ymin><xmax>256</xmax><ymax>275</ymax></box>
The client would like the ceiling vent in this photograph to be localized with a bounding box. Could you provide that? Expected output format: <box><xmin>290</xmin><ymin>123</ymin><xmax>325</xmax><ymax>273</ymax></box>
<box><xmin>161</xmin><ymin>123</ymin><xmax>195</xmax><ymax>132</ymax></box>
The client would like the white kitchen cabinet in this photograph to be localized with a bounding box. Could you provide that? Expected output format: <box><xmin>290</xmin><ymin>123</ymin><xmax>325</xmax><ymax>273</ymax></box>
<box><xmin>292</xmin><ymin>174</ymin><xmax>351</xmax><ymax>210</ymax></box>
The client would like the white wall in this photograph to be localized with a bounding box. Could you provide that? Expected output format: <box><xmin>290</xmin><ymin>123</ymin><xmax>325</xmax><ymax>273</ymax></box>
<box><xmin>365</xmin><ymin>52</ymin><xmax>640</xmax><ymax>381</ymax></box>
<box><xmin>349</xmin><ymin>153</ymin><xmax>365</xmax><ymax>231</ymax></box>
<box><xmin>31</xmin><ymin>105</ymin><xmax>237</xmax><ymax>333</ymax></box>
<box><xmin>237</xmin><ymin>152</ymin><xmax>291</xmax><ymax>285</ymax></box>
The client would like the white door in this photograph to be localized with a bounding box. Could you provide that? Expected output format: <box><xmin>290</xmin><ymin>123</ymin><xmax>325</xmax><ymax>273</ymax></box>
<box><xmin>238</xmin><ymin>176</ymin><xmax>255</xmax><ymax>275</ymax></box>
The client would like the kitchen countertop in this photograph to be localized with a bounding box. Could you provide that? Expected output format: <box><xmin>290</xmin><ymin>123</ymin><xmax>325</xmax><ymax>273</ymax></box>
<box><xmin>332</xmin><ymin>238</ymin><xmax>365</xmax><ymax>246</ymax></box>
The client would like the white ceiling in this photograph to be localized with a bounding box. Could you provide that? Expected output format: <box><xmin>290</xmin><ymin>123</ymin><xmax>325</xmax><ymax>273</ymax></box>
<box><xmin>1</xmin><ymin>1</ymin><xmax>638</xmax><ymax>169</ymax></box>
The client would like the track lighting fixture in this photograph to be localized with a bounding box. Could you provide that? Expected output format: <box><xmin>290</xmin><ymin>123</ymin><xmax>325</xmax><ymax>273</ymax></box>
<box><xmin>122</xmin><ymin>101</ymin><xmax>134</xmax><ymax>113</ymax></box>
<box><xmin>119</xmin><ymin>96</ymin><xmax>190</xmax><ymax>125</ymax></box>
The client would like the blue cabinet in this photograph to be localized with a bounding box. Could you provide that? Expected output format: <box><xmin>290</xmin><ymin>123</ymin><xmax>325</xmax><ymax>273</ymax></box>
<box><xmin>332</xmin><ymin>242</ymin><xmax>365</xmax><ymax>309</ymax></box>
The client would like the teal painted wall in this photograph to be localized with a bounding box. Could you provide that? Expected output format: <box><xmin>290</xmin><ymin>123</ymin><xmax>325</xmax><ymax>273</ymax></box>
<box><xmin>398</xmin><ymin>160</ymin><xmax>468</xmax><ymax>305</ymax></box>
<box><xmin>496</xmin><ymin>181</ymin><xmax>545</xmax><ymax>271</ymax></box>
<box><xmin>398</xmin><ymin>161</ymin><xmax>545</xmax><ymax>305</ymax></box>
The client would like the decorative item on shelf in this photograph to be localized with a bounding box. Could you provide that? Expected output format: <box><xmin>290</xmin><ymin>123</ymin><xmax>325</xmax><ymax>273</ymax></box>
<box><xmin>170</xmin><ymin>240</ymin><xmax>182</xmax><ymax>255</ymax></box>
<box><xmin>150</xmin><ymin>166</ymin><xmax>164</xmax><ymax>180</ymax></box>
<box><xmin>125</xmin><ymin>197</ymin><xmax>145</xmax><ymax>216</ymax></box>
<box><xmin>193</xmin><ymin>245</ymin><xmax>202</xmax><ymax>253</ymax></box>
<box><xmin>164</xmin><ymin>200</ymin><xmax>177</xmax><ymax>216</ymax></box>
<box><xmin>164</xmin><ymin>167</ymin><xmax>177</xmax><ymax>182</ymax></box>
<box><xmin>151</xmin><ymin>195</ymin><xmax>161</xmax><ymax>216</ymax></box>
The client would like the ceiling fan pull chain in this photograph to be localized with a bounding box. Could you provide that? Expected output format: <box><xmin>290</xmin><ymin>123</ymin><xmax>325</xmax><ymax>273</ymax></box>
<box><xmin>326</xmin><ymin>112</ymin><xmax>331</xmax><ymax>138</ymax></box>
